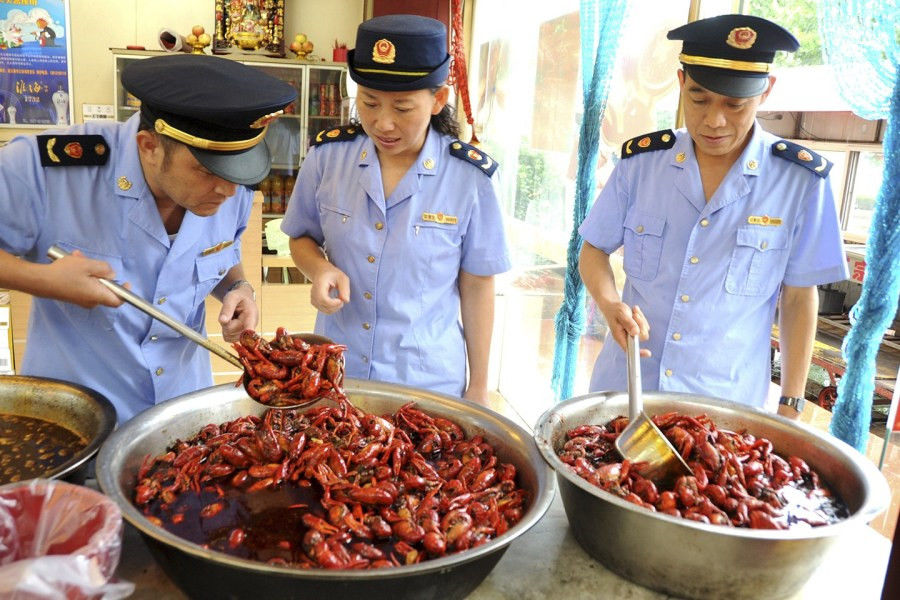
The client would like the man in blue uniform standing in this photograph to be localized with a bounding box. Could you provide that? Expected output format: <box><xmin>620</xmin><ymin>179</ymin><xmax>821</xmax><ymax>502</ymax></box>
<box><xmin>0</xmin><ymin>54</ymin><xmax>296</xmax><ymax>423</ymax></box>
<box><xmin>578</xmin><ymin>14</ymin><xmax>848</xmax><ymax>418</ymax></box>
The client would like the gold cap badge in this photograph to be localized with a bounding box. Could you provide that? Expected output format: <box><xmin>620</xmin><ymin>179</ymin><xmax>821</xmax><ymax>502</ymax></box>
<box><xmin>372</xmin><ymin>39</ymin><xmax>396</xmax><ymax>64</ymax></box>
<box><xmin>726</xmin><ymin>27</ymin><xmax>757</xmax><ymax>50</ymax></box>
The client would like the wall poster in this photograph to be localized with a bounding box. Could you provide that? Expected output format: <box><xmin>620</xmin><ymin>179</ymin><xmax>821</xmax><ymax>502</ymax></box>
<box><xmin>0</xmin><ymin>0</ymin><xmax>72</xmax><ymax>127</ymax></box>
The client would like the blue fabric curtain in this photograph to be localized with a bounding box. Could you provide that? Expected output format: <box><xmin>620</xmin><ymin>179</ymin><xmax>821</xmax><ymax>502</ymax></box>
<box><xmin>819</xmin><ymin>1</ymin><xmax>900</xmax><ymax>451</ymax></box>
<box><xmin>550</xmin><ymin>0</ymin><xmax>628</xmax><ymax>400</ymax></box>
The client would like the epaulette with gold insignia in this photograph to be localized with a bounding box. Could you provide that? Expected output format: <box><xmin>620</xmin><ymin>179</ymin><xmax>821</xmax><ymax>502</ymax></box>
<box><xmin>449</xmin><ymin>140</ymin><xmax>498</xmax><ymax>176</ymax></box>
<box><xmin>37</xmin><ymin>135</ymin><xmax>109</xmax><ymax>167</ymax></box>
<box><xmin>620</xmin><ymin>129</ymin><xmax>675</xmax><ymax>159</ymax></box>
<box><xmin>771</xmin><ymin>140</ymin><xmax>831</xmax><ymax>178</ymax></box>
<box><xmin>310</xmin><ymin>124</ymin><xmax>362</xmax><ymax>147</ymax></box>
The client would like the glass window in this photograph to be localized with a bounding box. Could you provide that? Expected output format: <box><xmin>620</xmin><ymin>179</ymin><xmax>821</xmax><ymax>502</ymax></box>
<box><xmin>846</xmin><ymin>150</ymin><xmax>884</xmax><ymax>240</ymax></box>
<box><xmin>470</xmin><ymin>0</ymin><xmax>690</xmax><ymax>406</ymax></box>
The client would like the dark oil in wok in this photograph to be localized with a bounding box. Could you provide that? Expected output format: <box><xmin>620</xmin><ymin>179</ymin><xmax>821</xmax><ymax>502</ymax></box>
<box><xmin>0</xmin><ymin>413</ymin><xmax>86</xmax><ymax>484</ymax></box>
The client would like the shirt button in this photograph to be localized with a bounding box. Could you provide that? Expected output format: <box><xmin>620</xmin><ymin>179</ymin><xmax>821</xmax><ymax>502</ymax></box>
<box><xmin>672</xmin><ymin>332</ymin><xmax>682</xmax><ymax>341</ymax></box>
<box><xmin>367</xmin><ymin>255</ymin><xmax>376</xmax><ymax>263</ymax></box>
<box><xmin>150</xmin><ymin>335</ymin><xmax>159</xmax><ymax>342</ymax></box>
<box><xmin>665</xmin><ymin>369</ymin><xmax>673</xmax><ymax>377</ymax></box>
<box><xmin>700</xmin><ymin>218</ymin><xmax>709</xmax><ymax>227</ymax></box>
<box><xmin>364</xmin><ymin>292</ymin><xmax>372</xmax><ymax>300</ymax></box>
<box><xmin>157</xmin><ymin>296</ymin><xmax>167</xmax><ymax>305</ymax></box>
<box><xmin>680</xmin><ymin>294</ymin><xmax>690</xmax><ymax>302</ymax></box>
<box><xmin>155</xmin><ymin>367</ymin><xmax>164</xmax><ymax>376</ymax></box>
<box><xmin>218</xmin><ymin>268</ymin><xmax>226</xmax><ymax>276</ymax></box>
<box><xmin>636</xmin><ymin>225</ymin><xmax>645</xmax><ymax>233</ymax></box>
<box><xmin>362</xmin><ymin>355</ymin><xmax>369</xmax><ymax>363</ymax></box>
<box><xmin>375</xmin><ymin>222</ymin><xmax>384</xmax><ymax>231</ymax></box>
<box><xmin>362</xmin><ymin>322</ymin><xmax>371</xmax><ymax>330</ymax></box>
<box><xmin>690</xmin><ymin>256</ymin><xmax>699</xmax><ymax>264</ymax></box>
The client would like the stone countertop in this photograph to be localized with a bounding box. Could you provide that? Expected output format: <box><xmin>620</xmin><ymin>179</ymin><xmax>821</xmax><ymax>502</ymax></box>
<box><xmin>116</xmin><ymin>492</ymin><xmax>891</xmax><ymax>600</ymax></box>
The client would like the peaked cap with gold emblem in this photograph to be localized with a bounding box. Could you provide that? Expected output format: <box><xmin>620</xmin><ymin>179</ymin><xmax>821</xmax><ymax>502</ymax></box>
<box><xmin>37</xmin><ymin>134</ymin><xmax>109</xmax><ymax>167</ymax></box>
<box><xmin>772</xmin><ymin>139</ymin><xmax>832</xmax><ymax>178</ymax></box>
<box><xmin>449</xmin><ymin>140</ymin><xmax>498</xmax><ymax>176</ymax></box>
<box><xmin>310</xmin><ymin>124</ymin><xmax>362</xmax><ymax>147</ymax></box>
<box><xmin>668</xmin><ymin>14</ymin><xmax>798</xmax><ymax>98</ymax></box>
<box><xmin>620</xmin><ymin>129</ymin><xmax>675</xmax><ymax>159</ymax></box>
<box><xmin>348</xmin><ymin>15</ymin><xmax>451</xmax><ymax>91</ymax></box>
<box><xmin>122</xmin><ymin>54</ymin><xmax>296</xmax><ymax>185</ymax></box>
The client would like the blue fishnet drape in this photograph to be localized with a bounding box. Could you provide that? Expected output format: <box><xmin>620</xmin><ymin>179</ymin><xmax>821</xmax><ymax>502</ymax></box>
<box><xmin>550</xmin><ymin>0</ymin><xmax>628</xmax><ymax>401</ymax></box>
<box><xmin>820</xmin><ymin>1</ymin><xmax>900</xmax><ymax>451</ymax></box>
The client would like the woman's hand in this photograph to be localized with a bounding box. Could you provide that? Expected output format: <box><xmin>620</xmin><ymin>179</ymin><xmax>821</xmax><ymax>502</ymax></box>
<box><xmin>309</xmin><ymin>264</ymin><xmax>350</xmax><ymax>314</ymax></box>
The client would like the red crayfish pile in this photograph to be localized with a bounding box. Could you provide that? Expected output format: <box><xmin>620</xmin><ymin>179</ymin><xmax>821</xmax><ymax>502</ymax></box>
<box><xmin>133</xmin><ymin>397</ymin><xmax>527</xmax><ymax>569</ymax></box>
<box><xmin>558</xmin><ymin>412</ymin><xmax>847</xmax><ymax>529</ymax></box>
<box><xmin>234</xmin><ymin>328</ymin><xmax>346</xmax><ymax>407</ymax></box>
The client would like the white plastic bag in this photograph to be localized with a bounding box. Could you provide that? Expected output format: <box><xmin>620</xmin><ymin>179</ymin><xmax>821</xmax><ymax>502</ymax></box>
<box><xmin>0</xmin><ymin>479</ymin><xmax>134</xmax><ymax>599</ymax></box>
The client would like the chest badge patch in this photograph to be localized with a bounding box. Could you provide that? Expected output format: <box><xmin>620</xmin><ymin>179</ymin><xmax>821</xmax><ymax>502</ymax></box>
<box><xmin>200</xmin><ymin>240</ymin><xmax>235</xmax><ymax>256</ymax></box>
<box><xmin>747</xmin><ymin>215</ymin><xmax>783</xmax><ymax>226</ymax></box>
<box><xmin>422</xmin><ymin>212</ymin><xmax>458</xmax><ymax>225</ymax></box>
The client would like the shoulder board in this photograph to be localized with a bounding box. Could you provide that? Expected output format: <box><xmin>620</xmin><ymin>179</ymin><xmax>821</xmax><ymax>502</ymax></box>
<box><xmin>37</xmin><ymin>135</ymin><xmax>109</xmax><ymax>167</ymax></box>
<box><xmin>771</xmin><ymin>140</ymin><xmax>832</xmax><ymax>178</ymax></box>
<box><xmin>621</xmin><ymin>129</ymin><xmax>675</xmax><ymax>159</ymax></box>
<box><xmin>310</xmin><ymin>124</ymin><xmax>362</xmax><ymax>147</ymax></box>
<box><xmin>449</xmin><ymin>140</ymin><xmax>498</xmax><ymax>176</ymax></box>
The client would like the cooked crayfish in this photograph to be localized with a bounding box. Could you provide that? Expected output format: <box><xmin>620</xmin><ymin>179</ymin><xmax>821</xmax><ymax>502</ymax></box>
<box><xmin>235</xmin><ymin>328</ymin><xmax>347</xmax><ymax>407</ymax></box>
<box><xmin>558</xmin><ymin>411</ymin><xmax>847</xmax><ymax>529</ymax></box>
<box><xmin>133</xmin><ymin>391</ymin><xmax>527</xmax><ymax>569</ymax></box>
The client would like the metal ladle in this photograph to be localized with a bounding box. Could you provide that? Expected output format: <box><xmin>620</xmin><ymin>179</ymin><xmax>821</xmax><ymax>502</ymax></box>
<box><xmin>614</xmin><ymin>333</ymin><xmax>692</xmax><ymax>485</ymax></box>
<box><xmin>47</xmin><ymin>245</ymin><xmax>325</xmax><ymax>410</ymax></box>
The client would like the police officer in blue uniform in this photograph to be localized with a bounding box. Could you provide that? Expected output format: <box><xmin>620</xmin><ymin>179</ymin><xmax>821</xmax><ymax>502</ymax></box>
<box><xmin>281</xmin><ymin>15</ymin><xmax>510</xmax><ymax>405</ymax></box>
<box><xmin>578</xmin><ymin>14</ymin><xmax>848</xmax><ymax>417</ymax></box>
<box><xmin>0</xmin><ymin>54</ymin><xmax>295</xmax><ymax>423</ymax></box>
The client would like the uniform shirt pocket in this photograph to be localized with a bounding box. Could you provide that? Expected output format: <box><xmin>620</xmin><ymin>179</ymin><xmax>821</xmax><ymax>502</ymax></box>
<box><xmin>725</xmin><ymin>227</ymin><xmax>790</xmax><ymax>296</ymax></box>
<box><xmin>410</xmin><ymin>220</ymin><xmax>461</xmax><ymax>284</ymax></box>
<box><xmin>319</xmin><ymin>203</ymin><xmax>355</xmax><ymax>250</ymax></box>
<box><xmin>192</xmin><ymin>249</ymin><xmax>239</xmax><ymax>317</ymax></box>
<box><xmin>623</xmin><ymin>211</ymin><xmax>666</xmax><ymax>281</ymax></box>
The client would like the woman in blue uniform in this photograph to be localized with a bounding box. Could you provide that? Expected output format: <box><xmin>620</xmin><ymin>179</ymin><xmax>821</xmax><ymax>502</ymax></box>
<box><xmin>281</xmin><ymin>15</ymin><xmax>510</xmax><ymax>405</ymax></box>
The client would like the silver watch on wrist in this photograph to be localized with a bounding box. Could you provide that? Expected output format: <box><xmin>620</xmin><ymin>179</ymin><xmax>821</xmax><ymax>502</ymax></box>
<box><xmin>226</xmin><ymin>278</ymin><xmax>255</xmax><ymax>301</ymax></box>
<box><xmin>779</xmin><ymin>395</ymin><xmax>806</xmax><ymax>412</ymax></box>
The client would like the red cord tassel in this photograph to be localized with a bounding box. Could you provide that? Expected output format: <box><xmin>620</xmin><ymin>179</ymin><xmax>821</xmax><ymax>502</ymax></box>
<box><xmin>449</xmin><ymin>0</ymin><xmax>479</xmax><ymax>144</ymax></box>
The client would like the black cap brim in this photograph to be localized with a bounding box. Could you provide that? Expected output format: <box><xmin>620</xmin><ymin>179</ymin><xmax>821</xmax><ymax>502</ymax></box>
<box><xmin>347</xmin><ymin>49</ymin><xmax>451</xmax><ymax>92</ymax></box>
<box><xmin>188</xmin><ymin>141</ymin><xmax>271</xmax><ymax>186</ymax></box>
<box><xmin>684</xmin><ymin>64</ymin><xmax>769</xmax><ymax>98</ymax></box>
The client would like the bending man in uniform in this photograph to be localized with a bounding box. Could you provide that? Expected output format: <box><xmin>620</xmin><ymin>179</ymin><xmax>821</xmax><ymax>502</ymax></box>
<box><xmin>578</xmin><ymin>15</ymin><xmax>848</xmax><ymax>419</ymax></box>
<box><xmin>0</xmin><ymin>54</ymin><xmax>296</xmax><ymax>424</ymax></box>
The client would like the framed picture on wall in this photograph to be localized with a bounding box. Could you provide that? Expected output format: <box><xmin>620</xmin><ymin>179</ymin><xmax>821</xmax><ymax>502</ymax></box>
<box><xmin>0</xmin><ymin>0</ymin><xmax>73</xmax><ymax>127</ymax></box>
<box><xmin>214</xmin><ymin>0</ymin><xmax>285</xmax><ymax>57</ymax></box>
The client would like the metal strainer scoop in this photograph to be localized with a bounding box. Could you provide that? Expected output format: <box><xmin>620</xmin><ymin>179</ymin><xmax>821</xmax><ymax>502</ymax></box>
<box><xmin>614</xmin><ymin>333</ymin><xmax>692</xmax><ymax>485</ymax></box>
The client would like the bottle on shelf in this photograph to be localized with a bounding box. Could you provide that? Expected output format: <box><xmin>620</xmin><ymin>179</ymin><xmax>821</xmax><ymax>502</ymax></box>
<box><xmin>258</xmin><ymin>176</ymin><xmax>272</xmax><ymax>213</ymax></box>
<box><xmin>283</xmin><ymin>175</ymin><xmax>296</xmax><ymax>211</ymax></box>
<box><xmin>309</xmin><ymin>87</ymin><xmax>320</xmax><ymax>117</ymax></box>
<box><xmin>270</xmin><ymin>175</ymin><xmax>284</xmax><ymax>214</ymax></box>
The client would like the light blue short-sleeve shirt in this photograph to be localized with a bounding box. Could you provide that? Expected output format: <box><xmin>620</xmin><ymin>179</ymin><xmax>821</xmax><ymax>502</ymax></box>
<box><xmin>281</xmin><ymin>127</ymin><xmax>510</xmax><ymax>397</ymax></box>
<box><xmin>0</xmin><ymin>114</ymin><xmax>253</xmax><ymax>423</ymax></box>
<box><xmin>579</xmin><ymin>124</ymin><xmax>848</xmax><ymax>408</ymax></box>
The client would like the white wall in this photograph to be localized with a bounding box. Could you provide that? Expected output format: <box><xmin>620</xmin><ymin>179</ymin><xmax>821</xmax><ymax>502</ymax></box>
<box><xmin>1</xmin><ymin>0</ymin><xmax>364</xmax><ymax>142</ymax></box>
